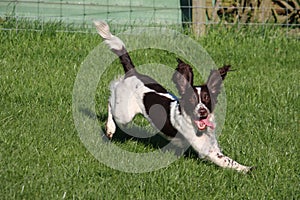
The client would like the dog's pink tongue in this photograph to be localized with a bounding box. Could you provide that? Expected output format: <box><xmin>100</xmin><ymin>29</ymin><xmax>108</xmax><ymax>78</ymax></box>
<box><xmin>195</xmin><ymin>118</ymin><xmax>215</xmax><ymax>130</ymax></box>
<box><xmin>202</xmin><ymin>118</ymin><xmax>215</xmax><ymax>129</ymax></box>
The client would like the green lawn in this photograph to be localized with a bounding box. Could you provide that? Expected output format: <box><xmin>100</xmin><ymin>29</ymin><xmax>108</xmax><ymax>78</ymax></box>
<box><xmin>0</xmin><ymin>24</ymin><xmax>299</xmax><ymax>199</ymax></box>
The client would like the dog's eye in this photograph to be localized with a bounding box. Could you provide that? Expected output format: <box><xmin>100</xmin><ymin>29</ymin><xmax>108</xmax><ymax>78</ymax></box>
<box><xmin>202</xmin><ymin>93</ymin><xmax>210</xmax><ymax>102</ymax></box>
<box><xmin>204</xmin><ymin>94</ymin><xmax>209</xmax><ymax>101</ymax></box>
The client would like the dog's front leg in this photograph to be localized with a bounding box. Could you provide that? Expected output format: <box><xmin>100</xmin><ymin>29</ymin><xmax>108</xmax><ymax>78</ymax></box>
<box><xmin>206</xmin><ymin>150</ymin><xmax>253</xmax><ymax>173</ymax></box>
<box><xmin>106</xmin><ymin>103</ymin><xmax>116</xmax><ymax>139</ymax></box>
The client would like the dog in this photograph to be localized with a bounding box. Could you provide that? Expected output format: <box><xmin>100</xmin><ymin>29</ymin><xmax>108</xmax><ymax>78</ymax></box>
<box><xmin>94</xmin><ymin>21</ymin><xmax>253</xmax><ymax>173</ymax></box>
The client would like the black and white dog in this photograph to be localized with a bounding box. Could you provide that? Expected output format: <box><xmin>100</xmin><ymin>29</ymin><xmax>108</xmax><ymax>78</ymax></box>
<box><xmin>94</xmin><ymin>21</ymin><xmax>253</xmax><ymax>173</ymax></box>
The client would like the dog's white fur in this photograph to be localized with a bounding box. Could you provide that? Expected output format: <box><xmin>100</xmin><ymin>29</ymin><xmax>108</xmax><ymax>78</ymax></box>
<box><xmin>95</xmin><ymin>21</ymin><xmax>253</xmax><ymax>173</ymax></box>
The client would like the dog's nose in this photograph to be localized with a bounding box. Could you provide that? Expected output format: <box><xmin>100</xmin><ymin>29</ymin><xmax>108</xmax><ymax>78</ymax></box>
<box><xmin>199</xmin><ymin>107</ymin><xmax>207</xmax><ymax>116</ymax></box>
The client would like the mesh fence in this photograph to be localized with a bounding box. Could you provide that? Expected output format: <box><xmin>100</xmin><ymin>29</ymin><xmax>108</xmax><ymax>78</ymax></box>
<box><xmin>0</xmin><ymin>0</ymin><xmax>299</xmax><ymax>35</ymax></box>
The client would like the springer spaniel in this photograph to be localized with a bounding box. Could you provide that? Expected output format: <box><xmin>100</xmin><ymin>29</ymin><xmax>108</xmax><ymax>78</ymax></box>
<box><xmin>94</xmin><ymin>21</ymin><xmax>253</xmax><ymax>173</ymax></box>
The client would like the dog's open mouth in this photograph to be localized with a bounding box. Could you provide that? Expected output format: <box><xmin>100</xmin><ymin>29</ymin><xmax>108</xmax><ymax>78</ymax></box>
<box><xmin>194</xmin><ymin>116</ymin><xmax>215</xmax><ymax>130</ymax></box>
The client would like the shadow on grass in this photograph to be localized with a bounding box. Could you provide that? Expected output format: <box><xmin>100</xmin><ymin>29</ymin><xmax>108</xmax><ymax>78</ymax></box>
<box><xmin>79</xmin><ymin>107</ymin><xmax>198</xmax><ymax>159</ymax></box>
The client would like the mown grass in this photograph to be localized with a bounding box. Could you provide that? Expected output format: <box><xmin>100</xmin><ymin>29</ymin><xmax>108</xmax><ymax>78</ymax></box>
<box><xmin>0</xmin><ymin>23</ymin><xmax>299</xmax><ymax>199</ymax></box>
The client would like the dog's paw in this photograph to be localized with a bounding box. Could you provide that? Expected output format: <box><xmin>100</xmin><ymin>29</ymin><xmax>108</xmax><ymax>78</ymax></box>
<box><xmin>105</xmin><ymin>121</ymin><xmax>116</xmax><ymax>139</ymax></box>
<box><xmin>248</xmin><ymin>166</ymin><xmax>256</xmax><ymax>172</ymax></box>
<box><xmin>106</xmin><ymin>132</ymin><xmax>114</xmax><ymax>140</ymax></box>
<box><xmin>242</xmin><ymin>166</ymin><xmax>256</xmax><ymax>174</ymax></box>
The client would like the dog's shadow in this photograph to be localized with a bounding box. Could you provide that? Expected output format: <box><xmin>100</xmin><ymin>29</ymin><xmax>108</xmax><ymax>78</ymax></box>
<box><xmin>79</xmin><ymin>107</ymin><xmax>198</xmax><ymax>159</ymax></box>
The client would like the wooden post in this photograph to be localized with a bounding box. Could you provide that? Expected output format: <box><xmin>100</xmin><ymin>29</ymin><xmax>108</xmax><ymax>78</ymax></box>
<box><xmin>192</xmin><ymin>0</ymin><xmax>206</xmax><ymax>37</ymax></box>
<box><xmin>258</xmin><ymin>0</ymin><xmax>272</xmax><ymax>23</ymax></box>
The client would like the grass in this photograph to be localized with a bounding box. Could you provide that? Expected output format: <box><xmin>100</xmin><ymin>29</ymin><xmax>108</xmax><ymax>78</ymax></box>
<box><xmin>0</xmin><ymin>23</ymin><xmax>299</xmax><ymax>199</ymax></box>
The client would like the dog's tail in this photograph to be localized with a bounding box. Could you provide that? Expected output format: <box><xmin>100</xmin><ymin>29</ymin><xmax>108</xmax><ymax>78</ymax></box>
<box><xmin>94</xmin><ymin>20</ymin><xmax>135</xmax><ymax>73</ymax></box>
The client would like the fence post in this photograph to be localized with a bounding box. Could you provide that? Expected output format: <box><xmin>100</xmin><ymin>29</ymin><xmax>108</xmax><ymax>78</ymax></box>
<box><xmin>192</xmin><ymin>0</ymin><xmax>206</xmax><ymax>37</ymax></box>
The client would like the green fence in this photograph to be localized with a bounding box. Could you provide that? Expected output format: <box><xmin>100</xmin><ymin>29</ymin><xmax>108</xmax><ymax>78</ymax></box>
<box><xmin>0</xmin><ymin>0</ymin><xmax>299</xmax><ymax>36</ymax></box>
<box><xmin>0</xmin><ymin>0</ymin><xmax>183</xmax><ymax>31</ymax></box>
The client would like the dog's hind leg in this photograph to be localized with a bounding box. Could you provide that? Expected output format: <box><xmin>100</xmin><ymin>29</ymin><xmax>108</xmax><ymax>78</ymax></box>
<box><xmin>106</xmin><ymin>103</ymin><xmax>116</xmax><ymax>139</ymax></box>
<box><xmin>206</xmin><ymin>150</ymin><xmax>254</xmax><ymax>173</ymax></box>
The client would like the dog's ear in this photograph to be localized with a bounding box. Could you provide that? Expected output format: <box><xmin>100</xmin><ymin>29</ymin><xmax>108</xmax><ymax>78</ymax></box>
<box><xmin>206</xmin><ymin>65</ymin><xmax>231</xmax><ymax>98</ymax></box>
<box><xmin>172</xmin><ymin>58</ymin><xmax>194</xmax><ymax>96</ymax></box>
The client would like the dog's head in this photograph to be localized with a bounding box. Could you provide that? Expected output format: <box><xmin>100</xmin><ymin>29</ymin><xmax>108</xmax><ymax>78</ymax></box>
<box><xmin>172</xmin><ymin>58</ymin><xmax>231</xmax><ymax>131</ymax></box>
